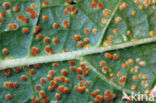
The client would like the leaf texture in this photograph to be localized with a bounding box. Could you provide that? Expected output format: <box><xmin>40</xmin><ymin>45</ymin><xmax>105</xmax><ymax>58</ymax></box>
<box><xmin>0</xmin><ymin>0</ymin><xmax>156</xmax><ymax>102</ymax></box>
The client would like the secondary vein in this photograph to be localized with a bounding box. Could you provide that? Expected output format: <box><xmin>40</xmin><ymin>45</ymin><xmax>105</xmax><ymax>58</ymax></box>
<box><xmin>80</xmin><ymin>57</ymin><xmax>137</xmax><ymax>95</ymax></box>
<box><xmin>96</xmin><ymin>0</ymin><xmax>122</xmax><ymax>46</ymax></box>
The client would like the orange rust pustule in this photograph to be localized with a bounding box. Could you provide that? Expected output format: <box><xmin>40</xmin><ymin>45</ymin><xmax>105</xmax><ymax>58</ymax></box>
<box><xmin>97</xmin><ymin>3</ymin><xmax>104</xmax><ymax>9</ymax></box>
<box><xmin>91</xmin><ymin>89</ymin><xmax>100</xmax><ymax>98</ymax></box>
<box><xmin>37</xmin><ymin>34</ymin><xmax>43</xmax><ymax>40</ymax></box>
<box><xmin>22</xmin><ymin>28</ymin><xmax>29</xmax><ymax>34</ymax></box>
<box><xmin>42</xmin><ymin>1</ymin><xmax>49</xmax><ymax>7</ymax></box>
<box><xmin>119</xmin><ymin>76</ymin><xmax>127</xmax><ymax>83</ymax></box>
<box><xmin>43</xmin><ymin>16</ymin><xmax>49</xmax><ymax>21</ymax></box>
<box><xmin>149</xmin><ymin>30</ymin><xmax>155</xmax><ymax>37</ymax></box>
<box><xmin>74</xmin><ymin>85</ymin><xmax>86</xmax><ymax>93</ymax></box>
<box><xmin>52</xmin><ymin>63</ymin><xmax>58</xmax><ymax>68</ymax></box>
<box><xmin>113</xmin><ymin>54</ymin><xmax>119</xmax><ymax>60</ymax></box>
<box><xmin>2</xmin><ymin>48</ymin><xmax>9</xmax><ymax>55</ymax></box>
<box><xmin>13</xmin><ymin>6</ymin><xmax>20</xmax><ymax>12</ymax></box>
<box><xmin>90</xmin><ymin>3</ymin><xmax>96</xmax><ymax>8</ymax></box>
<box><xmin>64</xmin><ymin>78</ymin><xmax>70</xmax><ymax>84</ymax></box>
<box><xmin>69</xmin><ymin>60</ymin><xmax>75</xmax><ymax>65</ymax></box>
<box><xmin>43</xmin><ymin>97</ymin><xmax>49</xmax><ymax>103</ymax></box>
<box><xmin>57</xmin><ymin>85</ymin><xmax>70</xmax><ymax>94</ymax></box>
<box><xmin>103</xmin><ymin>41</ymin><xmax>110</xmax><ymax>46</ymax></box>
<box><xmin>84</xmin><ymin>38</ymin><xmax>90</xmax><ymax>44</ymax></box>
<box><xmin>49</xmin><ymin>70</ymin><xmax>55</xmax><ymax>76</ymax></box>
<box><xmin>90</xmin><ymin>0</ymin><xmax>104</xmax><ymax>9</ymax></box>
<box><xmin>8</xmin><ymin>82</ymin><xmax>14</xmax><ymax>88</ymax></box>
<box><xmin>0</xmin><ymin>18</ymin><xmax>3</xmax><ymax>23</ymax></box>
<box><xmin>120</xmin><ymin>3</ymin><xmax>127</xmax><ymax>10</ymax></box>
<box><xmin>29</xmin><ymin>69</ymin><xmax>35</xmax><ymax>75</ymax></box>
<box><xmin>44</xmin><ymin>37</ymin><xmax>50</xmax><ymax>44</ymax></box>
<box><xmin>54</xmin><ymin>77</ymin><xmax>59</xmax><ymax>82</ymax></box>
<box><xmin>84</xmin><ymin>28</ymin><xmax>90</xmax><ymax>35</ymax></box>
<box><xmin>49</xmin><ymin>80</ymin><xmax>55</xmax><ymax>85</ymax></box>
<box><xmin>77</xmin><ymin>75</ymin><xmax>83</xmax><ymax>80</ymax></box>
<box><xmin>78</xmin><ymin>41</ymin><xmax>84</xmax><ymax>47</ymax></box>
<box><xmin>0</xmin><ymin>12</ymin><xmax>5</xmax><ymax>18</ymax></box>
<box><xmin>35</xmin><ymin>84</ymin><xmax>41</xmax><ymax>90</ymax></box>
<box><xmin>113</xmin><ymin>29</ymin><xmax>118</xmax><ymax>34</ymax></box>
<box><xmin>17</xmin><ymin>15</ymin><xmax>29</xmax><ymax>23</ymax></box>
<box><xmin>122</xmin><ymin>63</ymin><xmax>127</xmax><ymax>69</ymax></box>
<box><xmin>61</xmin><ymin>69</ymin><xmax>68</xmax><ymax>76</ymax></box>
<box><xmin>3</xmin><ymin>82</ymin><xmax>9</xmax><ymax>88</ymax></box>
<box><xmin>104</xmin><ymin>90</ymin><xmax>114</xmax><ymax>101</ymax></box>
<box><xmin>13</xmin><ymin>82</ymin><xmax>19</xmax><ymax>88</ymax></box>
<box><xmin>59</xmin><ymin>76</ymin><xmax>64</xmax><ymax>82</ymax></box>
<box><xmin>55</xmin><ymin>93</ymin><xmax>62</xmax><ymax>100</ymax></box>
<box><xmin>108</xmin><ymin>35</ymin><xmax>114</xmax><ymax>41</ymax></box>
<box><xmin>21</xmin><ymin>75</ymin><xmax>27</xmax><ymax>81</ymax></box>
<box><xmin>48</xmin><ymin>86</ymin><xmax>54</xmax><ymax>91</ymax></box>
<box><xmin>40</xmin><ymin>78</ymin><xmax>47</xmax><ymax>84</ymax></box>
<box><xmin>63</xmin><ymin>20</ymin><xmax>70</xmax><ymax>28</ymax></box>
<box><xmin>4</xmin><ymin>69</ymin><xmax>11</xmax><ymax>76</ymax></box>
<box><xmin>94</xmin><ymin>95</ymin><xmax>104</xmax><ymax>102</ymax></box>
<box><xmin>3</xmin><ymin>2</ymin><xmax>10</xmax><ymax>9</ymax></box>
<box><xmin>8</xmin><ymin>24</ymin><xmax>18</xmax><ymax>30</ymax></box>
<box><xmin>73</xmin><ymin>35</ymin><xmax>81</xmax><ymax>41</ymax></box>
<box><xmin>64</xmin><ymin>6</ymin><xmax>78</xmax><ymax>16</ymax></box>
<box><xmin>79</xmin><ymin>81</ymin><xmax>84</xmax><ymax>87</ymax></box>
<box><xmin>44</xmin><ymin>46</ymin><xmax>51</xmax><ymax>53</ymax></box>
<box><xmin>53</xmin><ymin>23</ymin><xmax>60</xmax><ymax>29</ymax></box>
<box><xmin>65</xmin><ymin>1</ymin><xmax>71</xmax><ymax>5</ymax></box>
<box><xmin>105</xmin><ymin>53</ymin><xmax>112</xmax><ymax>59</ymax></box>
<box><xmin>47</xmin><ymin>75</ymin><xmax>53</xmax><ymax>80</ymax></box>
<box><xmin>33</xmin><ymin>25</ymin><xmax>42</xmax><ymax>34</ymax></box>
<box><xmin>53</xmin><ymin>38</ymin><xmax>59</xmax><ymax>44</ymax></box>
<box><xmin>71</xmin><ymin>9</ymin><xmax>78</xmax><ymax>16</ymax></box>
<box><xmin>31</xmin><ymin>47</ymin><xmax>39</xmax><ymax>56</ymax></box>
<box><xmin>85</xmin><ymin>81</ymin><xmax>91</xmax><ymax>86</ymax></box>
<box><xmin>34</xmin><ymin>64</ymin><xmax>41</xmax><ymax>69</ymax></box>
<box><xmin>93</xmin><ymin>0</ymin><xmax>99</xmax><ymax>3</ymax></box>
<box><xmin>26</xmin><ymin>8</ymin><xmax>38</xmax><ymax>19</ymax></box>
<box><xmin>103</xmin><ymin>9</ymin><xmax>110</xmax><ymax>16</ymax></box>
<box><xmin>100</xmin><ymin>61</ymin><xmax>105</xmax><ymax>66</ymax></box>
<box><xmin>115</xmin><ymin>17</ymin><xmax>121</xmax><ymax>23</ymax></box>
<box><xmin>70</xmin><ymin>67</ymin><xmax>76</xmax><ymax>72</ymax></box>
<box><xmin>6</xmin><ymin>94</ymin><xmax>12</xmax><ymax>100</ymax></box>
<box><xmin>32</xmin><ymin>97</ymin><xmax>40</xmax><ymax>103</ymax></box>
<box><xmin>13</xmin><ymin>67</ymin><xmax>23</xmax><ymax>73</ymax></box>
<box><xmin>39</xmin><ymin>90</ymin><xmax>46</xmax><ymax>98</ymax></box>
<box><xmin>77</xmin><ymin>68</ymin><xmax>83</xmax><ymax>74</ymax></box>
<box><xmin>102</xmin><ymin>67</ymin><xmax>108</xmax><ymax>72</ymax></box>
<box><xmin>64</xmin><ymin>9</ymin><xmax>69</xmax><ymax>15</ymax></box>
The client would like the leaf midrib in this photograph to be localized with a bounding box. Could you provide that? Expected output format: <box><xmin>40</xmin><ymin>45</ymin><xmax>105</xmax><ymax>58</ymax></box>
<box><xmin>0</xmin><ymin>37</ymin><xmax>156</xmax><ymax>70</ymax></box>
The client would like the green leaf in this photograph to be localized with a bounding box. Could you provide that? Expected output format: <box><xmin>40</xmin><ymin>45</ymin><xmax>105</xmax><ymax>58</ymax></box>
<box><xmin>0</xmin><ymin>0</ymin><xmax>156</xmax><ymax>102</ymax></box>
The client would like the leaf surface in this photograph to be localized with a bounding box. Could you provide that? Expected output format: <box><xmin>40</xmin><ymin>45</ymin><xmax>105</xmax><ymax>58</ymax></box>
<box><xmin>0</xmin><ymin>0</ymin><xmax>156</xmax><ymax>102</ymax></box>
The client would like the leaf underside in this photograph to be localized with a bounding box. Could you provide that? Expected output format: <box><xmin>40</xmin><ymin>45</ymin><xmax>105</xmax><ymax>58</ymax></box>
<box><xmin>0</xmin><ymin>0</ymin><xmax>156</xmax><ymax>103</ymax></box>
